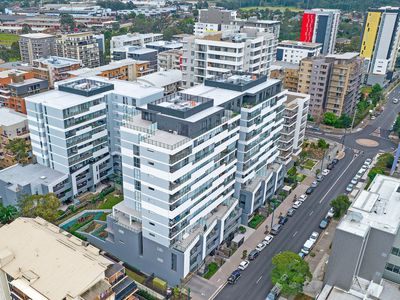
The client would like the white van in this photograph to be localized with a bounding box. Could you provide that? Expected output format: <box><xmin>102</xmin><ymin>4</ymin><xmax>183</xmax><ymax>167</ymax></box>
<box><xmin>301</xmin><ymin>239</ymin><xmax>315</xmax><ymax>255</ymax></box>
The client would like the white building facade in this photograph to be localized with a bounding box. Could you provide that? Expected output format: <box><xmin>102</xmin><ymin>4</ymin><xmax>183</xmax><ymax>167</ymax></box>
<box><xmin>276</xmin><ymin>40</ymin><xmax>322</xmax><ymax>64</ymax></box>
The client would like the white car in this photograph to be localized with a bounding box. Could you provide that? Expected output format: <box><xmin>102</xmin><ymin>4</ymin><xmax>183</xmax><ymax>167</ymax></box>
<box><xmin>351</xmin><ymin>177</ymin><xmax>358</xmax><ymax>185</ymax></box>
<box><xmin>256</xmin><ymin>242</ymin><xmax>267</xmax><ymax>252</ymax></box>
<box><xmin>264</xmin><ymin>234</ymin><xmax>274</xmax><ymax>244</ymax></box>
<box><xmin>238</xmin><ymin>260</ymin><xmax>250</xmax><ymax>270</ymax></box>
<box><xmin>346</xmin><ymin>184</ymin><xmax>354</xmax><ymax>192</ymax></box>
<box><xmin>326</xmin><ymin>207</ymin><xmax>335</xmax><ymax>219</ymax></box>
<box><xmin>309</xmin><ymin>231</ymin><xmax>320</xmax><ymax>243</ymax></box>
<box><xmin>299</xmin><ymin>194</ymin><xmax>308</xmax><ymax>202</ymax></box>
<box><xmin>293</xmin><ymin>200</ymin><xmax>302</xmax><ymax>209</ymax></box>
<box><xmin>364</xmin><ymin>158</ymin><xmax>372</xmax><ymax>165</ymax></box>
<box><xmin>322</xmin><ymin>169</ymin><xmax>330</xmax><ymax>176</ymax></box>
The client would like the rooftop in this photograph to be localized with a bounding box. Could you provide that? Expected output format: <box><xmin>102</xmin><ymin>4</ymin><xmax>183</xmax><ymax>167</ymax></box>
<box><xmin>278</xmin><ymin>40</ymin><xmax>322</xmax><ymax>48</ymax></box>
<box><xmin>0</xmin><ymin>108</ymin><xmax>27</xmax><ymax>127</ymax></box>
<box><xmin>326</xmin><ymin>52</ymin><xmax>359</xmax><ymax>60</ymax></box>
<box><xmin>33</xmin><ymin>56</ymin><xmax>81</xmax><ymax>67</ymax></box>
<box><xmin>0</xmin><ymin>69</ymin><xmax>28</xmax><ymax>79</ymax></box>
<box><xmin>0</xmin><ymin>217</ymin><xmax>112</xmax><ymax>300</ymax></box>
<box><xmin>8</xmin><ymin>77</ymin><xmax>47</xmax><ymax>87</ymax></box>
<box><xmin>145</xmin><ymin>40</ymin><xmax>183</xmax><ymax>49</ymax></box>
<box><xmin>138</xmin><ymin>69</ymin><xmax>182</xmax><ymax>88</ymax></box>
<box><xmin>19</xmin><ymin>33</ymin><xmax>55</xmax><ymax>39</ymax></box>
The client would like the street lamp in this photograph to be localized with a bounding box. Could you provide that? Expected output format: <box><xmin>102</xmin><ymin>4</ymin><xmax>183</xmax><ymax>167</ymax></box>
<box><xmin>270</xmin><ymin>202</ymin><xmax>275</xmax><ymax>230</ymax></box>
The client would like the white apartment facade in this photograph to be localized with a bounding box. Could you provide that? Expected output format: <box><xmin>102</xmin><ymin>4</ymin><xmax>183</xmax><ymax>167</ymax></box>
<box><xmin>276</xmin><ymin>40</ymin><xmax>322</xmax><ymax>64</ymax></box>
<box><xmin>110</xmin><ymin>33</ymin><xmax>163</xmax><ymax>50</ymax></box>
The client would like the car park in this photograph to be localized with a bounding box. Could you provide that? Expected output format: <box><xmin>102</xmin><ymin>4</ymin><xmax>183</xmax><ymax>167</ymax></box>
<box><xmin>319</xmin><ymin>218</ymin><xmax>330</xmax><ymax>229</ymax></box>
<box><xmin>287</xmin><ymin>208</ymin><xmax>296</xmax><ymax>217</ymax></box>
<box><xmin>326</xmin><ymin>207</ymin><xmax>335</xmax><ymax>219</ymax></box>
<box><xmin>266</xmin><ymin>285</ymin><xmax>281</xmax><ymax>300</ymax></box>
<box><xmin>346</xmin><ymin>184</ymin><xmax>354</xmax><ymax>193</ymax></box>
<box><xmin>270</xmin><ymin>224</ymin><xmax>283</xmax><ymax>235</ymax></box>
<box><xmin>351</xmin><ymin>177</ymin><xmax>358</xmax><ymax>185</ymax></box>
<box><xmin>264</xmin><ymin>234</ymin><xmax>274</xmax><ymax>244</ymax></box>
<box><xmin>228</xmin><ymin>270</ymin><xmax>241</xmax><ymax>284</ymax></box>
<box><xmin>293</xmin><ymin>200</ymin><xmax>302</xmax><ymax>209</ymax></box>
<box><xmin>327</xmin><ymin>163</ymin><xmax>334</xmax><ymax>170</ymax></box>
<box><xmin>301</xmin><ymin>239</ymin><xmax>315</xmax><ymax>255</ymax></box>
<box><xmin>278</xmin><ymin>216</ymin><xmax>288</xmax><ymax>225</ymax></box>
<box><xmin>317</xmin><ymin>174</ymin><xmax>324</xmax><ymax>182</ymax></box>
<box><xmin>248</xmin><ymin>249</ymin><xmax>259</xmax><ymax>260</ymax></box>
<box><xmin>298</xmin><ymin>194</ymin><xmax>307</xmax><ymax>202</ymax></box>
<box><xmin>322</xmin><ymin>169</ymin><xmax>330</xmax><ymax>176</ymax></box>
<box><xmin>256</xmin><ymin>242</ymin><xmax>267</xmax><ymax>252</ymax></box>
<box><xmin>309</xmin><ymin>231</ymin><xmax>320</xmax><ymax>243</ymax></box>
<box><xmin>311</xmin><ymin>181</ymin><xmax>318</xmax><ymax>188</ymax></box>
<box><xmin>305</xmin><ymin>187</ymin><xmax>314</xmax><ymax>195</ymax></box>
<box><xmin>238</xmin><ymin>260</ymin><xmax>249</xmax><ymax>270</ymax></box>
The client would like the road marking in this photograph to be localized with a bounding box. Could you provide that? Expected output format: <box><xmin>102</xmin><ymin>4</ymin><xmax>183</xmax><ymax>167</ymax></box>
<box><xmin>319</xmin><ymin>153</ymin><xmax>357</xmax><ymax>204</ymax></box>
<box><xmin>309</xmin><ymin>211</ymin><xmax>314</xmax><ymax>216</ymax></box>
<box><xmin>209</xmin><ymin>282</ymin><xmax>228</xmax><ymax>300</ymax></box>
<box><xmin>292</xmin><ymin>231</ymin><xmax>298</xmax><ymax>237</ymax></box>
<box><xmin>256</xmin><ymin>276</ymin><xmax>263</xmax><ymax>284</ymax></box>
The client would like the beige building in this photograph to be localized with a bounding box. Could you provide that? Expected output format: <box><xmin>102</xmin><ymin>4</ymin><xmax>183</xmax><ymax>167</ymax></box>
<box><xmin>0</xmin><ymin>108</ymin><xmax>30</xmax><ymax>168</ymax></box>
<box><xmin>158</xmin><ymin>49</ymin><xmax>182</xmax><ymax>71</ymax></box>
<box><xmin>19</xmin><ymin>33</ymin><xmax>56</xmax><ymax>64</ymax></box>
<box><xmin>56</xmin><ymin>32</ymin><xmax>101</xmax><ymax>68</ymax></box>
<box><xmin>0</xmin><ymin>217</ymin><xmax>138</xmax><ymax>300</ymax></box>
<box><xmin>297</xmin><ymin>52</ymin><xmax>362</xmax><ymax>120</ymax></box>
<box><xmin>270</xmin><ymin>61</ymin><xmax>299</xmax><ymax>92</ymax></box>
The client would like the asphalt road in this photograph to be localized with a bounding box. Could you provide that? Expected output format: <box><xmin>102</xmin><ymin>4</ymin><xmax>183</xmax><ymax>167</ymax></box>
<box><xmin>215</xmin><ymin>84</ymin><xmax>400</xmax><ymax>300</ymax></box>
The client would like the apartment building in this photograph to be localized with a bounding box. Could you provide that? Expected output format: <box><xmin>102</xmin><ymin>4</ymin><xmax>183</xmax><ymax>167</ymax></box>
<box><xmin>360</xmin><ymin>6</ymin><xmax>400</xmax><ymax>86</ymax></box>
<box><xmin>158</xmin><ymin>49</ymin><xmax>182</xmax><ymax>71</ymax></box>
<box><xmin>300</xmin><ymin>9</ymin><xmax>340</xmax><ymax>54</ymax></box>
<box><xmin>276</xmin><ymin>40</ymin><xmax>322</xmax><ymax>64</ymax></box>
<box><xmin>325</xmin><ymin>175</ymin><xmax>400</xmax><ymax>294</ymax></box>
<box><xmin>182</xmin><ymin>29</ymin><xmax>276</xmax><ymax>87</ymax></box>
<box><xmin>25</xmin><ymin>77</ymin><xmax>163</xmax><ymax>195</ymax></box>
<box><xmin>278</xmin><ymin>92</ymin><xmax>309</xmax><ymax>165</ymax></box>
<box><xmin>145</xmin><ymin>40</ymin><xmax>183</xmax><ymax>53</ymax></box>
<box><xmin>110</xmin><ymin>33</ymin><xmax>163</xmax><ymax>50</ymax></box>
<box><xmin>19</xmin><ymin>33</ymin><xmax>56</xmax><ymax>64</ymax></box>
<box><xmin>85</xmin><ymin>73</ymin><xmax>286</xmax><ymax>285</ymax></box>
<box><xmin>138</xmin><ymin>69</ymin><xmax>182</xmax><ymax>94</ymax></box>
<box><xmin>32</xmin><ymin>56</ymin><xmax>82</xmax><ymax>88</ymax></box>
<box><xmin>112</xmin><ymin>46</ymin><xmax>158</xmax><ymax>72</ymax></box>
<box><xmin>0</xmin><ymin>217</ymin><xmax>137</xmax><ymax>300</ymax></box>
<box><xmin>297</xmin><ymin>53</ymin><xmax>362</xmax><ymax>119</ymax></box>
<box><xmin>270</xmin><ymin>61</ymin><xmax>300</xmax><ymax>92</ymax></box>
<box><xmin>0</xmin><ymin>108</ymin><xmax>30</xmax><ymax>169</ymax></box>
<box><xmin>56</xmin><ymin>32</ymin><xmax>101</xmax><ymax>68</ymax></box>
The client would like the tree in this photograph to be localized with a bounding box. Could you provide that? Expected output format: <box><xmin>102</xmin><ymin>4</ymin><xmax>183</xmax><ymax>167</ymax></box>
<box><xmin>376</xmin><ymin>153</ymin><xmax>394</xmax><ymax>169</ymax></box>
<box><xmin>368</xmin><ymin>167</ymin><xmax>385</xmax><ymax>182</ymax></box>
<box><xmin>19</xmin><ymin>193</ymin><xmax>61</xmax><ymax>223</ymax></box>
<box><xmin>330</xmin><ymin>195</ymin><xmax>351</xmax><ymax>220</ymax></box>
<box><xmin>0</xmin><ymin>204</ymin><xmax>18</xmax><ymax>224</ymax></box>
<box><xmin>336</xmin><ymin>114</ymin><xmax>352</xmax><ymax>128</ymax></box>
<box><xmin>6</xmin><ymin>138</ymin><xmax>29</xmax><ymax>164</ymax></box>
<box><xmin>323</xmin><ymin>112</ymin><xmax>338</xmax><ymax>126</ymax></box>
<box><xmin>271</xmin><ymin>251</ymin><xmax>312</xmax><ymax>296</ymax></box>
<box><xmin>393</xmin><ymin>115</ymin><xmax>400</xmax><ymax>138</ymax></box>
<box><xmin>317</xmin><ymin>139</ymin><xmax>329</xmax><ymax>149</ymax></box>
<box><xmin>60</xmin><ymin>13</ymin><xmax>75</xmax><ymax>32</ymax></box>
<box><xmin>21</xmin><ymin>24</ymin><xmax>32</xmax><ymax>34</ymax></box>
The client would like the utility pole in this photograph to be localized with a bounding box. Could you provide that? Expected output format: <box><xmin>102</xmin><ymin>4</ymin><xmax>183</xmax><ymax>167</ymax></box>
<box><xmin>270</xmin><ymin>202</ymin><xmax>275</xmax><ymax>230</ymax></box>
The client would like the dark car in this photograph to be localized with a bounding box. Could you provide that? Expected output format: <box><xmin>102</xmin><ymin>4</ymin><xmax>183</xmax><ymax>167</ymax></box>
<box><xmin>332</xmin><ymin>158</ymin><xmax>339</xmax><ymax>165</ymax></box>
<box><xmin>319</xmin><ymin>218</ymin><xmax>330</xmax><ymax>229</ymax></box>
<box><xmin>327</xmin><ymin>163</ymin><xmax>334</xmax><ymax>170</ymax></box>
<box><xmin>248</xmin><ymin>249</ymin><xmax>259</xmax><ymax>260</ymax></box>
<box><xmin>287</xmin><ymin>208</ymin><xmax>296</xmax><ymax>217</ymax></box>
<box><xmin>278</xmin><ymin>216</ymin><xmax>289</xmax><ymax>225</ymax></box>
<box><xmin>305</xmin><ymin>187</ymin><xmax>314</xmax><ymax>195</ymax></box>
<box><xmin>227</xmin><ymin>270</ymin><xmax>241</xmax><ymax>284</ymax></box>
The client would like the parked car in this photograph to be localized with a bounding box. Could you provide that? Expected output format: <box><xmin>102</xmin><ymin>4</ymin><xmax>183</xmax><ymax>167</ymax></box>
<box><xmin>278</xmin><ymin>216</ymin><xmax>289</xmax><ymax>225</ymax></box>
<box><xmin>264</xmin><ymin>234</ymin><xmax>274</xmax><ymax>244</ymax></box>
<box><xmin>248</xmin><ymin>249</ymin><xmax>259</xmax><ymax>260</ymax></box>
<box><xmin>346</xmin><ymin>183</ymin><xmax>354</xmax><ymax>193</ymax></box>
<box><xmin>270</xmin><ymin>224</ymin><xmax>283</xmax><ymax>235</ymax></box>
<box><xmin>227</xmin><ymin>270</ymin><xmax>241</xmax><ymax>284</ymax></box>
<box><xmin>316</xmin><ymin>174</ymin><xmax>324</xmax><ymax>182</ymax></box>
<box><xmin>298</xmin><ymin>194</ymin><xmax>308</xmax><ymax>202</ymax></box>
<box><xmin>393</xmin><ymin>98</ymin><xmax>399</xmax><ymax>104</ymax></box>
<box><xmin>287</xmin><ymin>208</ymin><xmax>296</xmax><ymax>217</ymax></box>
<box><xmin>322</xmin><ymin>169</ymin><xmax>330</xmax><ymax>176</ymax></box>
<box><xmin>256</xmin><ymin>242</ymin><xmax>267</xmax><ymax>252</ymax></box>
<box><xmin>293</xmin><ymin>200</ymin><xmax>302</xmax><ymax>209</ymax></box>
<box><xmin>332</xmin><ymin>158</ymin><xmax>339</xmax><ymax>165</ymax></box>
<box><xmin>305</xmin><ymin>187</ymin><xmax>314</xmax><ymax>195</ymax></box>
<box><xmin>309</xmin><ymin>231</ymin><xmax>320</xmax><ymax>243</ymax></box>
<box><xmin>327</xmin><ymin>163</ymin><xmax>334</xmax><ymax>170</ymax></box>
<box><xmin>266</xmin><ymin>285</ymin><xmax>281</xmax><ymax>300</ymax></box>
<box><xmin>298</xmin><ymin>252</ymin><xmax>306</xmax><ymax>259</ymax></box>
<box><xmin>351</xmin><ymin>177</ymin><xmax>358</xmax><ymax>185</ymax></box>
<box><xmin>311</xmin><ymin>181</ymin><xmax>318</xmax><ymax>188</ymax></box>
<box><xmin>326</xmin><ymin>207</ymin><xmax>335</xmax><ymax>219</ymax></box>
<box><xmin>319</xmin><ymin>218</ymin><xmax>330</xmax><ymax>229</ymax></box>
<box><xmin>364</xmin><ymin>158</ymin><xmax>372</xmax><ymax>166</ymax></box>
<box><xmin>301</xmin><ymin>239</ymin><xmax>315</xmax><ymax>255</ymax></box>
<box><xmin>238</xmin><ymin>260</ymin><xmax>249</xmax><ymax>270</ymax></box>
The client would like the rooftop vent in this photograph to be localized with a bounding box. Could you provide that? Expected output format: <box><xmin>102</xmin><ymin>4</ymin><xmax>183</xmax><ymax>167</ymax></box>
<box><xmin>40</xmin><ymin>176</ymin><xmax>47</xmax><ymax>180</ymax></box>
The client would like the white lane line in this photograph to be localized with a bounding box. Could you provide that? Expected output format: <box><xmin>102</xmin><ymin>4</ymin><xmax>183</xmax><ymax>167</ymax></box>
<box><xmin>293</xmin><ymin>231</ymin><xmax>298</xmax><ymax>238</ymax></box>
<box><xmin>256</xmin><ymin>276</ymin><xmax>263</xmax><ymax>284</ymax></box>
<box><xmin>309</xmin><ymin>211</ymin><xmax>314</xmax><ymax>216</ymax></box>
<box><xmin>319</xmin><ymin>153</ymin><xmax>357</xmax><ymax>204</ymax></box>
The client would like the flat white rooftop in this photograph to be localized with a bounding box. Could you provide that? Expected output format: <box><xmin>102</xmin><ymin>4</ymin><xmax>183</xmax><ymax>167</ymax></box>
<box><xmin>19</xmin><ymin>33</ymin><xmax>54</xmax><ymax>39</ymax></box>
<box><xmin>0</xmin><ymin>108</ymin><xmax>27</xmax><ymax>126</ymax></box>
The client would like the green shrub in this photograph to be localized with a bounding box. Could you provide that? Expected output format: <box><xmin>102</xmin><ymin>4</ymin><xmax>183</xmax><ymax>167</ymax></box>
<box><xmin>125</xmin><ymin>268</ymin><xmax>146</xmax><ymax>284</ymax></box>
<box><xmin>152</xmin><ymin>277</ymin><xmax>167</xmax><ymax>292</ymax></box>
<box><xmin>204</xmin><ymin>262</ymin><xmax>219</xmax><ymax>279</ymax></box>
<box><xmin>239</xmin><ymin>226</ymin><xmax>246</xmax><ymax>234</ymax></box>
<box><xmin>136</xmin><ymin>290</ymin><xmax>158</xmax><ymax>300</ymax></box>
<box><xmin>248</xmin><ymin>214</ymin><xmax>266</xmax><ymax>229</ymax></box>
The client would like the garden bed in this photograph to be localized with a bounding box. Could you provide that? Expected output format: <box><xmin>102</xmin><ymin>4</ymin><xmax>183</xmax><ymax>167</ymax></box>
<box><xmin>302</xmin><ymin>159</ymin><xmax>317</xmax><ymax>170</ymax></box>
<box><xmin>248</xmin><ymin>214</ymin><xmax>266</xmax><ymax>229</ymax></box>
<box><xmin>203</xmin><ymin>262</ymin><xmax>219</xmax><ymax>279</ymax></box>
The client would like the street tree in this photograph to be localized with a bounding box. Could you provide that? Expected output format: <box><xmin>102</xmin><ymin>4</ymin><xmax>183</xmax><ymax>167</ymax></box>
<box><xmin>271</xmin><ymin>251</ymin><xmax>312</xmax><ymax>296</ymax></box>
<box><xmin>6</xmin><ymin>138</ymin><xmax>29</xmax><ymax>164</ymax></box>
<box><xmin>317</xmin><ymin>139</ymin><xmax>329</xmax><ymax>149</ymax></box>
<box><xmin>330</xmin><ymin>195</ymin><xmax>351</xmax><ymax>220</ymax></box>
<box><xmin>21</xmin><ymin>24</ymin><xmax>32</xmax><ymax>34</ymax></box>
<box><xmin>19</xmin><ymin>193</ymin><xmax>61</xmax><ymax>223</ymax></box>
<box><xmin>393</xmin><ymin>115</ymin><xmax>400</xmax><ymax>138</ymax></box>
<box><xmin>0</xmin><ymin>204</ymin><xmax>18</xmax><ymax>224</ymax></box>
<box><xmin>323</xmin><ymin>112</ymin><xmax>337</xmax><ymax>126</ymax></box>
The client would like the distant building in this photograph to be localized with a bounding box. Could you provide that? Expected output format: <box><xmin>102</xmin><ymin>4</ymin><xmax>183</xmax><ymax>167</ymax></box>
<box><xmin>278</xmin><ymin>92</ymin><xmax>309</xmax><ymax>165</ymax></box>
<box><xmin>138</xmin><ymin>69</ymin><xmax>182</xmax><ymax>94</ymax></box>
<box><xmin>0</xmin><ymin>108</ymin><xmax>30</xmax><ymax>169</ymax></box>
<box><xmin>56</xmin><ymin>32</ymin><xmax>101</xmax><ymax>68</ymax></box>
<box><xmin>111</xmin><ymin>46</ymin><xmax>158</xmax><ymax>71</ymax></box>
<box><xmin>0</xmin><ymin>217</ymin><xmax>137</xmax><ymax>300</ymax></box>
<box><xmin>360</xmin><ymin>6</ymin><xmax>400</xmax><ymax>86</ymax></box>
<box><xmin>19</xmin><ymin>33</ymin><xmax>56</xmax><ymax>64</ymax></box>
<box><xmin>32</xmin><ymin>56</ymin><xmax>82</xmax><ymax>88</ymax></box>
<box><xmin>110</xmin><ymin>33</ymin><xmax>163</xmax><ymax>50</ymax></box>
<box><xmin>145</xmin><ymin>40</ymin><xmax>183</xmax><ymax>53</ymax></box>
<box><xmin>158</xmin><ymin>49</ymin><xmax>182</xmax><ymax>71</ymax></box>
<box><xmin>270</xmin><ymin>61</ymin><xmax>300</xmax><ymax>92</ymax></box>
<box><xmin>297</xmin><ymin>53</ymin><xmax>362</xmax><ymax>119</ymax></box>
<box><xmin>277</xmin><ymin>40</ymin><xmax>322</xmax><ymax>64</ymax></box>
<box><xmin>300</xmin><ymin>9</ymin><xmax>340</xmax><ymax>54</ymax></box>
<box><xmin>325</xmin><ymin>175</ymin><xmax>400</xmax><ymax>295</ymax></box>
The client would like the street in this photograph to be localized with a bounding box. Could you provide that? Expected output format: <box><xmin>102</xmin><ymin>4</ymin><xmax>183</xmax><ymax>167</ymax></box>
<box><xmin>215</xmin><ymin>84</ymin><xmax>400</xmax><ymax>300</ymax></box>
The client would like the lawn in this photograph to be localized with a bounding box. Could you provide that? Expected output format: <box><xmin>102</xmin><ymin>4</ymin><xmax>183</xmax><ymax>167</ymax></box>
<box><xmin>240</xmin><ymin>6</ymin><xmax>303</xmax><ymax>12</ymax></box>
<box><xmin>98</xmin><ymin>192</ymin><xmax>123</xmax><ymax>209</ymax></box>
<box><xmin>0</xmin><ymin>34</ymin><xmax>19</xmax><ymax>47</ymax></box>
<box><xmin>296</xmin><ymin>174</ymin><xmax>306</xmax><ymax>182</ymax></box>
<box><xmin>302</xmin><ymin>159</ymin><xmax>317</xmax><ymax>170</ymax></box>
<box><xmin>204</xmin><ymin>262</ymin><xmax>219</xmax><ymax>279</ymax></box>
<box><xmin>248</xmin><ymin>214</ymin><xmax>266</xmax><ymax>229</ymax></box>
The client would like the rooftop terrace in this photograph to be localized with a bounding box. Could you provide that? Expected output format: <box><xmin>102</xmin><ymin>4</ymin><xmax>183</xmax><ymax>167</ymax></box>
<box><xmin>58</xmin><ymin>78</ymin><xmax>114</xmax><ymax>97</ymax></box>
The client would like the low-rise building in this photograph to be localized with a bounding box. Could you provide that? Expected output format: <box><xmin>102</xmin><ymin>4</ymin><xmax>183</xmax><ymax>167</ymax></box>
<box><xmin>32</xmin><ymin>56</ymin><xmax>82</xmax><ymax>88</ymax></box>
<box><xmin>0</xmin><ymin>108</ymin><xmax>30</xmax><ymax>168</ymax></box>
<box><xmin>276</xmin><ymin>40</ymin><xmax>322</xmax><ymax>64</ymax></box>
<box><xmin>19</xmin><ymin>33</ymin><xmax>56</xmax><ymax>64</ymax></box>
<box><xmin>137</xmin><ymin>69</ymin><xmax>182</xmax><ymax>94</ymax></box>
<box><xmin>0</xmin><ymin>217</ymin><xmax>137</xmax><ymax>300</ymax></box>
<box><xmin>158</xmin><ymin>49</ymin><xmax>182</xmax><ymax>71</ymax></box>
